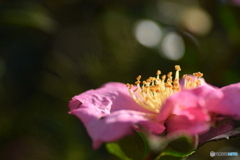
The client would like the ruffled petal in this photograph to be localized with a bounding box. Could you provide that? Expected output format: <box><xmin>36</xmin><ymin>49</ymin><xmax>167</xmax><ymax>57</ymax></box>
<box><xmin>71</xmin><ymin>109</ymin><xmax>164</xmax><ymax>149</ymax></box>
<box><xmin>166</xmin><ymin>115</ymin><xmax>211</xmax><ymax>135</ymax></box>
<box><xmin>69</xmin><ymin>82</ymin><xmax>151</xmax><ymax>114</ymax></box>
<box><xmin>157</xmin><ymin>88</ymin><xmax>211</xmax><ymax>135</ymax></box>
<box><xmin>215</xmin><ymin>82</ymin><xmax>240</xmax><ymax>118</ymax></box>
<box><xmin>69</xmin><ymin>82</ymin><xmax>164</xmax><ymax>148</ymax></box>
<box><xmin>190</xmin><ymin>83</ymin><xmax>224</xmax><ymax>111</ymax></box>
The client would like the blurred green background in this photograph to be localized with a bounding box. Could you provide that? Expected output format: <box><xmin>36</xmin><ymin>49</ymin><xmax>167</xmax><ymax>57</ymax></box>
<box><xmin>1</xmin><ymin>0</ymin><xmax>240</xmax><ymax>160</ymax></box>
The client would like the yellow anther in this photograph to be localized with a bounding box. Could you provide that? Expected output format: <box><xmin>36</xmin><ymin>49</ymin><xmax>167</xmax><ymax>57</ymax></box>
<box><xmin>162</xmin><ymin>75</ymin><xmax>166</xmax><ymax>80</ymax></box>
<box><xmin>186</xmin><ymin>76</ymin><xmax>192</xmax><ymax>81</ymax></box>
<box><xmin>193</xmin><ymin>72</ymin><xmax>203</xmax><ymax>78</ymax></box>
<box><xmin>126</xmin><ymin>65</ymin><xmax>204</xmax><ymax>113</ymax></box>
<box><xmin>150</xmin><ymin>86</ymin><xmax>156</xmax><ymax>91</ymax></box>
<box><xmin>136</xmin><ymin>75</ymin><xmax>141</xmax><ymax>80</ymax></box>
<box><xmin>167</xmin><ymin>72</ymin><xmax>172</xmax><ymax>77</ymax></box>
<box><xmin>165</xmin><ymin>82</ymin><xmax>172</xmax><ymax>88</ymax></box>
<box><xmin>173</xmin><ymin>80</ymin><xmax>179</xmax><ymax>87</ymax></box>
<box><xmin>193</xmin><ymin>73</ymin><xmax>198</xmax><ymax>77</ymax></box>
<box><xmin>198</xmin><ymin>72</ymin><xmax>203</xmax><ymax>77</ymax></box>
<box><xmin>129</xmin><ymin>84</ymin><xmax>133</xmax><ymax>89</ymax></box>
<box><xmin>174</xmin><ymin>79</ymin><xmax>179</xmax><ymax>82</ymax></box>
<box><xmin>183</xmin><ymin>74</ymin><xmax>187</xmax><ymax>78</ymax></box>
<box><xmin>196</xmin><ymin>80</ymin><xmax>201</xmax><ymax>86</ymax></box>
<box><xmin>135</xmin><ymin>81</ymin><xmax>141</xmax><ymax>85</ymax></box>
<box><xmin>175</xmin><ymin>65</ymin><xmax>181</xmax><ymax>71</ymax></box>
<box><xmin>146</xmin><ymin>77</ymin><xmax>152</xmax><ymax>82</ymax></box>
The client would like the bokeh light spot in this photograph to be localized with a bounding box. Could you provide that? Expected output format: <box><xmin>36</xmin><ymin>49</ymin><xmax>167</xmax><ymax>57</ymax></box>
<box><xmin>134</xmin><ymin>20</ymin><xmax>162</xmax><ymax>47</ymax></box>
<box><xmin>180</xmin><ymin>7</ymin><xmax>212</xmax><ymax>36</ymax></box>
<box><xmin>160</xmin><ymin>32</ymin><xmax>185</xmax><ymax>61</ymax></box>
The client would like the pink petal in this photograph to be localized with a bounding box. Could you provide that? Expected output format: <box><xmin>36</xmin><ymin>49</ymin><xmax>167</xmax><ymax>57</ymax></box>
<box><xmin>166</xmin><ymin>115</ymin><xmax>210</xmax><ymax>135</ymax></box>
<box><xmin>180</xmin><ymin>77</ymin><xmax>224</xmax><ymax>112</ymax></box>
<box><xmin>215</xmin><ymin>82</ymin><xmax>240</xmax><ymax>118</ymax></box>
<box><xmin>69</xmin><ymin>82</ymin><xmax>151</xmax><ymax>113</ymax></box>
<box><xmin>157</xmin><ymin>88</ymin><xmax>211</xmax><ymax>135</ymax></box>
<box><xmin>69</xmin><ymin>82</ymin><xmax>165</xmax><ymax>148</ymax></box>
<box><xmin>190</xmin><ymin>84</ymin><xmax>224</xmax><ymax>111</ymax></box>
<box><xmin>71</xmin><ymin>109</ymin><xmax>164</xmax><ymax>149</ymax></box>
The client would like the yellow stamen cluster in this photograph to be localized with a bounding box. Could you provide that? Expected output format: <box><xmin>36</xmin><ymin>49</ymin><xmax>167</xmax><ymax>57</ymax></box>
<box><xmin>126</xmin><ymin>65</ymin><xmax>203</xmax><ymax>113</ymax></box>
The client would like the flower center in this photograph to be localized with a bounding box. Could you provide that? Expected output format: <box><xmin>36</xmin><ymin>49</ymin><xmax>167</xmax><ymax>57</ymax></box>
<box><xmin>126</xmin><ymin>65</ymin><xmax>203</xmax><ymax>113</ymax></box>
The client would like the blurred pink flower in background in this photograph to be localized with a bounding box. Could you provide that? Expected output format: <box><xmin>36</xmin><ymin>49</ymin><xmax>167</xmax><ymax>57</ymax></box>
<box><xmin>232</xmin><ymin>0</ymin><xmax>240</xmax><ymax>5</ymax></box>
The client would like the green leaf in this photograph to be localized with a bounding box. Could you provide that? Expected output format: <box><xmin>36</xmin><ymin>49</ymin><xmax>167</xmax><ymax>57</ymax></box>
<box><xmin>106</xmin><ymin>143</ymin><xmax>132</xmax><ymax>160</ymax></box>
<box><xmin>106</xmin><ymin>131</ymin><xmax>147</xmax><ymax>160</ymax></box>
<box><xmin>136</xmin><ymin>132</ymin><xmax>150</xmax><ymax>157</ymax></box>
<box><xmin>0</xmin><ymin>5</ymin><xmax>55</xmax><ymax>33</ymax></box>
<box><xmin>155</xmin><ymin>155</ymin><xmax>187</xmax><ymax>160</ymax></box>
<box><xmin>160</xmin><ymin>148</ymin><xmax>195</xmax><ymax>157</ymax></box>
<box><xmin>118</xmin><ymin>132</ymin><xmax>146</xmax><ymax>160</ymax></box>
<box><xmin>167</xmin><ymin>134</ymin><xmax>195</xmax><ymax>153</ymax></box>
<box><xmin>149</xmin><ymin>133</ymin><xmax>196</xmax><ymax>160</ymax></box>
<box><xmin>155</xmin><ymin>148</ymin><xmax>195</xmax><ymax>160</ymax></box>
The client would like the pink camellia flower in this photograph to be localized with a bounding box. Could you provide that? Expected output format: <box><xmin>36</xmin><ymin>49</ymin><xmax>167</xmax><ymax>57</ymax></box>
<box><xmin>68</xmin><ymin>65</ymin><xmax>240</xmax><ymax>149</ymax></box>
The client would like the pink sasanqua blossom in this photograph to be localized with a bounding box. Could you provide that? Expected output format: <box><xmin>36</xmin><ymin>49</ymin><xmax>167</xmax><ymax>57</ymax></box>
<box><xmin>68</xmin><ymin>65</ymin><xmax>240</xmax><ymax>149</ymax></box>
